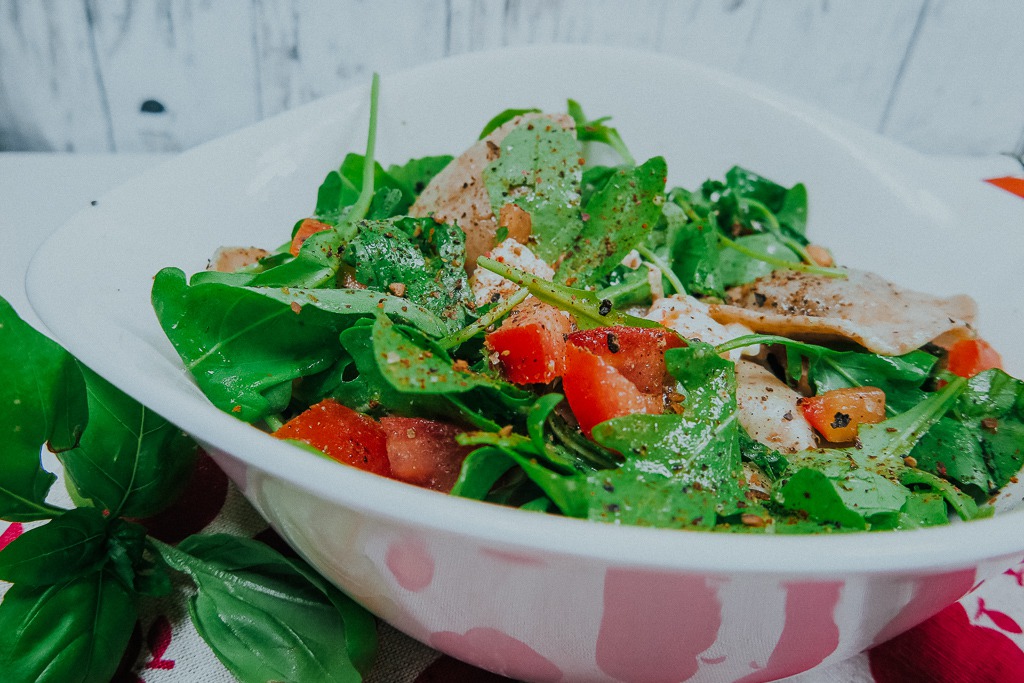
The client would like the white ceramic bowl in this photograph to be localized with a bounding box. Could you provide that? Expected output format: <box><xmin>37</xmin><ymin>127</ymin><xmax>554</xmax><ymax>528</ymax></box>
<box><xmin>27</xmin><ymin>46</ymin><xmax>1024</xmax><ymax>683</ymax></box>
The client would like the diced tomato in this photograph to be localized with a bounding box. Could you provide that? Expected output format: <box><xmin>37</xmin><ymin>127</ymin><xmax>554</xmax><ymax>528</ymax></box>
<box><xmin>289</xmin><ymin>218</ymin><xmax>331</xmax><ymax>256</ymax></box>
<box><xmin>947</xmin><ymin>338</ymin><xmax>1003</xmax><ymax>378</ymax></box>
<box><xmin>565</xmin><ymin>326</ymin><xmax>685</xmax><ymax>394</ymax></box>
<box><xmin>801</xmin><ymin>387</ymin><xmax>886</xmax><ymax>443</ymax></box>
<box><xmin>273</xmin><ymin>399</ymin><xmax>392</xmax><ymax>476</ymax></box>
<box><xmin>561</xmin><ymin>344</ymin><xmax>663</xmax><ymax>437</ymax></box>
<box><xmin>379</xmin><ymin>417</ymin><xmax>472</xmax><ymax>492</ymax></box>
<box><xmin>485</xmin><ymin>299</ymin><xmax>573</xmax><ymax>384</ymax></box>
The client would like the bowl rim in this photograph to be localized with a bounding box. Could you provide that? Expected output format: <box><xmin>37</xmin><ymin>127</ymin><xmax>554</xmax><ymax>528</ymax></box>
<box><xmin>26</xmin><ymin>43</ymin><xmax>1024</xmax><ymax>577</ymax></box>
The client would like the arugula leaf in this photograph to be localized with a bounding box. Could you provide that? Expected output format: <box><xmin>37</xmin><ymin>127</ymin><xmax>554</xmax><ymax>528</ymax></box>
<box><xmin>482</xmin><ymin>117</ymin><xmax>585</xmax><ymax>262</ymax></box>
<box><xmin>0</xmin><ymin>567</ymin><xmax>136</xmax><ymax>683</ymax></box>
<box><xmin>0</xmin><ymin>507</ymin><xmax>108</xmax><ymax>585</ymax></box>
<box><xmin>449</xmin><ymin>446</ymin><xmax>519</xmax><ymax>500</ymax></box>
<box><xmin>566</xmin><ymin>99</ymin><xmax>635</xmax><ymax>165</ymax></box>
<box><xmin>344</xmin><ymin>216</ymin><xmax>472</xmax><ymax>333</ymax></box>
<box><xmin>556</xmin><ymin>157</ymin><xmax>667</xmax><ymax>286</ymax></box>
<box><xmin>58</xmin><ymin>364</ymin><xmax>197</xmax><ymax>519</ymax></box>
<box><xmin>386</xmin><ymin>155</ymin><xmax>453</xmax><ymax>200</ymax></box>
<box><xmin>156</xmin><ymin>535</ymin><xmax>376</xmax><ymax>682</ymax></box>
<box><xmin>477</xmin><ymin>107</ymin><xmax>541</xmax><ymax>139</ymax></box>
<box><xmin>0</xmin><ymin>297</ymin><xmax>83</xmax><ymax>521</ymax></box>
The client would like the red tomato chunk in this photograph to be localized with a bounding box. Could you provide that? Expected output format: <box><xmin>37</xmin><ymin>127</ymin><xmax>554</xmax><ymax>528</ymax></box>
<box><xmin>947</xmin><ymin>338</ymin><xmax>1003</xmax><ymax>378</ymax></box>
<box><xmin>379</xmin><ymin>417</ymin><xmax>472</xmax><ymax>492</ymax></box>
<box><xmin>562</xmin><ymin>343</ymin><xmax>663</xmax><ymax>438</ymax></box>
<box><xmin>273</xmin><ymin>398</ymin><xmax>393</xmax><ymax>476</ymax></box>
<box><xmin>485</xmin><ymin>299</ymin><xmax>573</xmax><ymax>384</ymax></box>
<box><xmin>565</xmin><ymin>326</ymin><xmax>684</xmax><ymax>394</ymax></box>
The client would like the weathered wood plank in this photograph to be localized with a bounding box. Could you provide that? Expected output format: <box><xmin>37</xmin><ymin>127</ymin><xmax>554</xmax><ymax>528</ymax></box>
<box><xmin>253</xmin><ymin>0</ymin><xmax>449</xmax><ymax>119</ymax></box>
<box><xmin>84</xmin><ymin>0</ymin><xmax>262</xmax><ymax>153</ymax></box>
<box><xmin>0</xmin><ymin>0</ymin><xmax>111</xmax><ymax>151</ymax></box>
<box><xmin>0</xmin><ymin>0</ymin><xmax>1022</xmax><ymax>156</ymax></box>
<box><xmin>881</xmin><ymin>0</ymin><xmax>1024</xmax><ymax>155</ymax></box>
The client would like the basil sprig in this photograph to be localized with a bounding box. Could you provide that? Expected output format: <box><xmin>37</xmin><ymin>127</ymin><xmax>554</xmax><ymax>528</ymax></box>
<box><xmin>0</xmin><ymin>297</ymin><xmax>377</xmax><ymax>682</ymax></box>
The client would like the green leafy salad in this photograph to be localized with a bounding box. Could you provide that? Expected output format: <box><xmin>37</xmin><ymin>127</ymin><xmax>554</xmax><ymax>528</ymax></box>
<box><xmin>153</xmin><ymin>75</ymin><xmax>1024</xmax><ymax>534</ymax></box>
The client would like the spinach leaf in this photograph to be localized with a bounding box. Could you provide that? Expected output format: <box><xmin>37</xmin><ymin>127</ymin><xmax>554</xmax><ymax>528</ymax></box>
<box><xmin>774</xmin><ymin>376</ymin><xmax>974</xmax><ymax>528</ymax></box>
<box><xmin>566</xmin><ymin>98</ymin><xmax>635</xmax><ymax>165</ymax></box>
<box><xmin>477</xmin><ymin>107</ymin><xmax>541</xmax><ymax>139</ymax></box>
<box><xmin>556</xmin><ymin>156</ymin><xmax>667</xmax><ymax>286</ymax></box>
<box><xmin>0</xmin><ymin>568</ymin><xmax>136</xmax><ymax>683</ymax></box>
<box><xmin>153</xmin><ymin>267</ymin><xmax>354</xmax><ymax>422</ymax></box>
<box><xmin>719</xmin><ymin>334</ymin><xmax>937</xmax><ymax>414</ymax></box>
<box><xmin>911</xmin><ymin>369</ymin><xmax>1024</xmax><ymax>497</ymax></box>
<box><xmin>58</xmin><ymin>364</ymin><xmax>196</xmax><ymax>519</ymax></box>
<box><xmin>717</xmin><ymin>233</ymin><xmax>801</xmax><ymax>286</ymax></box>
<box><xmin>157</xmin><ymin>535</ymin><xmax>375</xmax><ymax>683</ymax></box>
<box><xmin>482</xmin><ymin>117</ymin><xmax>585</xmax><ymax>262</ymax></box>
<box><xmin>0</xmin><ymin>297</ymin><xmax>84</xmax><ymax>521</ymax></box>
<box><xmin>386</xmin><ymin>155</ymin><xmax>454</xmax><ymax>200</ymax></box>
<box><xmin>0</xmin><ymin>507</ymin><xmax>108</xmax><ymax>585</ymax></box>
<box><xmin>662</xmin><ymin>201</ymin><xmax>724</xmax><ymax>298</ymax></box>
<box><xmin>344</xmin><ymin>216</ymin><xmax>472</xmax><ymax>333</ymax></box>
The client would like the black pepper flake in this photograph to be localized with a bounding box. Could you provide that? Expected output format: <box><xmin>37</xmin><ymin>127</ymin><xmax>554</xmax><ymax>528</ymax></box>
<box><xmin>754</xmin><ymin>292</ymin><xmax>767</xmax><ymax>306</ymax></box>
<box><xmin>606</xmin><ymin>332</ymin><xmax>620</xmax><ymax>353</ymax></box>
<box><xmin>598</xmin><ymin>299</ymin><xmax>613</xmax><ymax>316</ymax></box>
<box><xmin>782</xmin><ymin>411</ymin><xmax>794</xmax><ymax>422</ymax></box>
<box><xmin>605</xmin><ymin>503</ymin><xmax>620</xmax><ymax>514</ymax></box>
<box><xmin>830</xmin><ymin>412</ymin><xmax>851</xmax><ymax>429</ymax></box>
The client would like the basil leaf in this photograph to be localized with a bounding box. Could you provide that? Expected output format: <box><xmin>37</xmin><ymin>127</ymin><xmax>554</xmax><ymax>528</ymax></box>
<box><xmin>0</xmin><ymin>507</ymin><xmax>108</xmax><ymax>585</ymax></box>
<box><xmin>0</xmin><ymin>297</ymin><xmax>84</xmax><ymax>521</ymax></box>
<box><xmin>482</xmin><ymin>117</ymin><xmax>585</xmax><ymax>262</ymax></box>
<box><xmin>0</xmin><ymin>568</ymin><xmax>136</xmax><ymax>683</ymax></box>
<box><xmin>159</xmin><ymin>535</ymin><xmax>375</xmax><ymax>682</ymax></box>
<box><xmin>58</xmin><ymin>364</ymin><xmax>197</xmax><ymax>518</ymax></box>
<box><xmin>108</xmin><ymin>520</ymin><xmax>172</xmax><ymax>598</ymax></box>
<box><xmin>557</xmin><ymin>157</ymin><xmax>667</xmax><ymax>286</ymax></box>
<box><xmin>450</xmin><ymin>446</ymin><xmax>517</xmax><ymax>500</ymax></box>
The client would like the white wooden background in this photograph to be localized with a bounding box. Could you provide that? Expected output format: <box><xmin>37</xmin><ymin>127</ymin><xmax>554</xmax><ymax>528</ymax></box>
<box><xmin>1</xmin><ymin>0</ymin><xmax>1023</xmax><ymax>160</ymax></box>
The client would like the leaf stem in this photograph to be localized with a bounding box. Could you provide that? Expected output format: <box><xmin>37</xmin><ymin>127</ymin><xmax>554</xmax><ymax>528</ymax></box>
<box><xmin>635</xmin><ymin>244</ymin><xmax>686</xmax><ymax>295</ymax></box>
<box><xmin>878</xmin><ymin>375</ymin><xmax>967</xmax><ymax>461</ymax></box>
<box><xmin>264</xmin><ymin>414</ymin><xmax>285</xmax><ymax>431</ymax></box>
<box><xmin>476</xmin><ymin>256</ymin><xmax>658</xmax><ymax>330</ymax></box>
<box><xmin>342</xmin><ymin>72</ymin><xmax>380</xmax><ymax>223</ymax></box>
<box><xmin>438</xmin><ymin>287</ymin><xmax>529</xmax><ymax>350</ymax></box>
<box><xmin>717</xmin><ymin>234</ymin><xmax>847</xmax><ymax>278</ymax></box>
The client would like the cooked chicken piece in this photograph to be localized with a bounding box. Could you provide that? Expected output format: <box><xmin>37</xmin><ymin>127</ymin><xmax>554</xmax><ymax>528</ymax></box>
<box><xmin>470</xmin><ymin>238</ymin><xmax>554</xmax><ymax>307</ymax></box>
<box><xmin>410</xmin><ymin>112</ymin><xmax>575</xmax><ymax>272</ymax></box>
<box><xmin>207</xmin><ymin>246</ymin><xmax>269</xmax><ymax>273</ymax></box>
<box><xmin>709</xmin><ymin>269</ymin><xmax>976</xmax><ymax>356</ymax></box>
<box><xmin>645</xmin><ymin>294</ymin><xmax>759</xmax><ymax>361</ymax></box>
<box><xmin>735</xmin><ymin>361</ymin><xmax>817</xmax><ymax>454</ymax></box>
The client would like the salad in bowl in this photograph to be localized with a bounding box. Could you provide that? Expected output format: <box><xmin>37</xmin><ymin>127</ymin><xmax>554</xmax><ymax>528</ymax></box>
<box><xmin>152</xmin><ymin>74</ymin><xmax>1022</xmax><ymax>536</ymax></box>
<box><xmin>26</xmin><ymin>47</ymin><xmax>1024</xmax><ymax>682</ymax></box>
